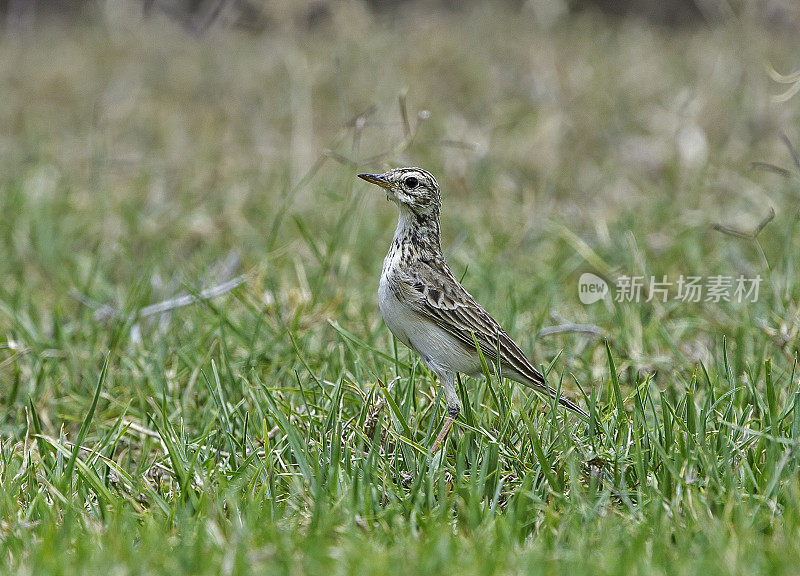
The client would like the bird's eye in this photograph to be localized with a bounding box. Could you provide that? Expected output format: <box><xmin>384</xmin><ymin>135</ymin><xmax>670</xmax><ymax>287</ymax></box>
<box><xmin>404</xmin><ymin>176</ymin><xmax>419</xmax><ymax>189</ymax></box>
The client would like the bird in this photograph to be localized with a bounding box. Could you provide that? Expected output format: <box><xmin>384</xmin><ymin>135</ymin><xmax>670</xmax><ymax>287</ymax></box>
<box><xmin>357</xmin><ymin>167</ymin><xmax>587</xmax><ymax>452</ymax></box>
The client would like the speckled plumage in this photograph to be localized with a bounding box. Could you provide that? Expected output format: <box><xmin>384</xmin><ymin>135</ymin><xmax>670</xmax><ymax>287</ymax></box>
<box><xmin>358</xmin><ymin>167</ymin><xmax>586</xmax><ymax>451</ymax></box>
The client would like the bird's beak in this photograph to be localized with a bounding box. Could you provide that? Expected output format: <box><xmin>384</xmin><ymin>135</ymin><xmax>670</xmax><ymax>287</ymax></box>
<box><xmin>358</xmin><ymin>172</ymin><xmax>392</xmax><ymax>190</ymax></box>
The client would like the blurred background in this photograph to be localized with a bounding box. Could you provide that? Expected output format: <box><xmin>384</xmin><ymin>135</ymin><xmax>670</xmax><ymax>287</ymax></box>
<box><xmin>2</xmin><ymin>1</ymin><xmax>797</xmax><ymax>224</ymax></box>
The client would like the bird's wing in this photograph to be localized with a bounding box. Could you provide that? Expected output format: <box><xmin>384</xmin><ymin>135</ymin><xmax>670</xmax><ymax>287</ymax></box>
<box><xmin>390</xmin><ymin>259</ymin><xmax>586</xmax><ymax>417</ymax></box>
<box><xmin>394</xmin><ymin>262</ymin><xmax>540</xmax><ymax>383</ymax></box>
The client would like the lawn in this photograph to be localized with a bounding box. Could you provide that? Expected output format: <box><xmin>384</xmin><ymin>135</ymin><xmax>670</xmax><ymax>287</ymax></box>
<box><xmin>1</xmin><ymin>3</ymin><xmax>800</xmax><ymax>574</ymax></box>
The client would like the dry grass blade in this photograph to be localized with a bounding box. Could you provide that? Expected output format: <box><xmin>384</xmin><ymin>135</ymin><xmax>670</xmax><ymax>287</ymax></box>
<box><xmin>781</xmin><ymin>132</ymin><xmax>800</xmax><ymax>169</ymax></box>
<box><xmin>769</xmin><ymin>65</ymin><xmax>800</xmax><ymax>103</ymax></box>
<box><xmin>751</xmin><ymin>162</ymin><xmax>792</xmax><ymax>177</ymax></box>
<box><xmin>539</xmin><ymin>323</ymin><xmax>604</xmax><ymax>338</ymax></box>
<box><xmin>712</xmin><ymin>207</ymin><xmax>775</xmax><ymax>239</ymax></box>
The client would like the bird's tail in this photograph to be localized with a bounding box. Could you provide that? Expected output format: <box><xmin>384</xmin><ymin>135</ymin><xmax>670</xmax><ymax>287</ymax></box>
<box><xmin>554</xmin><ymin>393</ymin><xmax>588</xmax><ymax>419</ymax></box>
<box><xmin>510</xmin><ymin>367</ymin><xmax>589</xmax><ymax>419</ymax></box>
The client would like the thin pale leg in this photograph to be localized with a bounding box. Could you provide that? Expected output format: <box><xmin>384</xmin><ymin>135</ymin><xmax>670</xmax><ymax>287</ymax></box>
<box><xmin>431</xmin><ymin>372</ymin><xmax>461</xmax><ymax>452</ymax></box>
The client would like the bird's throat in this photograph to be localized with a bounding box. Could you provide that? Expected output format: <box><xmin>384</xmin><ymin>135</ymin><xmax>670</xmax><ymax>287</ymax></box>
<box><xmin>392</xmin><ymin>206</ymin><xmax>442</xmax><ymax>257</ymax></box>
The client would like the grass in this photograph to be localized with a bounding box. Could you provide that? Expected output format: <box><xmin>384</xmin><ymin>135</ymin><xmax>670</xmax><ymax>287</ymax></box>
<box><xmin>1</xmin><ymin>4</ymin><xmax>800</xmax><ymax>574</ymax></box>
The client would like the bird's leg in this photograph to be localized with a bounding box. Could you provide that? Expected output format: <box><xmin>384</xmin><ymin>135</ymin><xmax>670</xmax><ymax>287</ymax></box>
<box><xmin>431</xmin><ymin>372</ymin><xmax>461</xmax><ymax>452</ymax></box>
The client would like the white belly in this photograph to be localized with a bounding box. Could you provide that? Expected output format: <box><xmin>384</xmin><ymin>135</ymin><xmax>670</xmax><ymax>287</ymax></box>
<box><xmin>378</xmin><ymin>273</ymin><xmax>481</xmax><ymax>378</ymax></box>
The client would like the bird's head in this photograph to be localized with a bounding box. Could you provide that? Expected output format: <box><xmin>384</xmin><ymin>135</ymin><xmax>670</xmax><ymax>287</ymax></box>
<box><xmin>358</xmin><ymin>167</ymin><xmax>441</xmax><ymax>216</ymax></box>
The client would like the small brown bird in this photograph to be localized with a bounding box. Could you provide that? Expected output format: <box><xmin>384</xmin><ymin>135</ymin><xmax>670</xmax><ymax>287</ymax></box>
<box><xmin>358</xmin><ymin>167</ymin><xmax>587</xmax><ymax>451</ymax></box>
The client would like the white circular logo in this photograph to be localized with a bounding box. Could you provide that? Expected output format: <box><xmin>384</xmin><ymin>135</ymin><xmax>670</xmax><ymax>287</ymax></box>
<box><xmin>578</xmin><ymin>272</ymin><xmax>608</xmax><ymax>304</ymax></box>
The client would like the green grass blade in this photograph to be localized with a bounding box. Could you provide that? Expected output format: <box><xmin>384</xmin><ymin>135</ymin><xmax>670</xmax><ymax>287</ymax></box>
<box><xmin>62</xmin><ymin>354</ymin><xmax>108</xmax><ymax>492</ymax></box>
